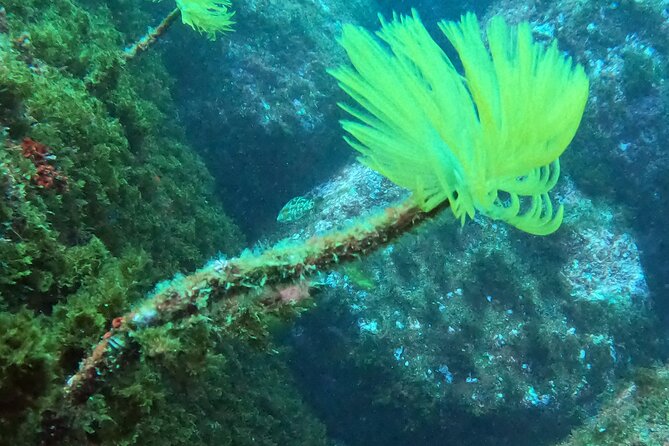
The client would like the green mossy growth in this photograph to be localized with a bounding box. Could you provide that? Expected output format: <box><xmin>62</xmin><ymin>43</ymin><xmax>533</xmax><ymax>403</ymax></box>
<box><xmin>0</xmin><ymin>309</ymin><xmax>53</xmax><ymax>439</ymax></box>
<box><xmin>562</xmin><ymin>366</ymin><xmax>669</xmax><ymax>446</ymax></box>
<box><xmin>0</xmin><ymin>0</ymin><xmax>327</xmax><ymax>443</ymax></box>
<box><xmin>1</xmin><ymin>0</ymin><xmax>243</xmax><ymax>284</ymax></box>
<box><xmin>622</xmin><ymin>49</ymin><xmax>659</xmax><ymax>97</ymax></box>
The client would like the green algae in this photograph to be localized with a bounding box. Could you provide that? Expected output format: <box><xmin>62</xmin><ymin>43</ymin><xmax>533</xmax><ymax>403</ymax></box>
<box><xmin>561</xmin><ymin>366</ymin><xmax>669</xmax><ymax>446</ymax></box>
<box><xmin>0</xmin><ymin>0</ymin><xmax>327</xmax><ymax>443</ymax></box>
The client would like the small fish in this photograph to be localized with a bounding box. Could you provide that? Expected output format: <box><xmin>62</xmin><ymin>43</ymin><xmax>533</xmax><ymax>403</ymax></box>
<box><xmin>276</xmin><ymin>195</ymin><xmax>315</xmax><ymax>223</ymax></box>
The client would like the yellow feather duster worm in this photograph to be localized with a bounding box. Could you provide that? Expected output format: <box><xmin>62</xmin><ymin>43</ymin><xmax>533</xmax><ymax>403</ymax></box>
<box><xmin>176</xmin><ymin>0</ymin><xmax>235</xmax><ymax>39</ymax></box>
<box><xmin>329</xmin><ymin>11</ymin><xmax>589</xmax><ymax>235</ymax></box>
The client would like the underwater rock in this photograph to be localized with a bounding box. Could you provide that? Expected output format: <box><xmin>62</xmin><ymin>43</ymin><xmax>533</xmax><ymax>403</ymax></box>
<box><xmin>493</xmin><ymin>0</ymin><xmax>669</xmax><ymax>319</ymax></box>
<box><xmin>559</xmin><ymin>365</ymin><xmax>669</xmax><ymax>446</ymax></box>
<box><xmin>562</xmin><ymin>227</ymin><xmax>649</xmax><ymax>305</ymax></box>
<box><xmin>273</xmin><ymin>162</ymin><xmax>406</xmax><ymax>240</ymax></box>
<box><xmin>281</xmin><ymin>171</ymin><xmax>658</xmax><ymax>445</ymax></box>
<box><xmin>164</xmin><ymin>0</ymin><xmax>380</xmax><ymax>237</ymax></box>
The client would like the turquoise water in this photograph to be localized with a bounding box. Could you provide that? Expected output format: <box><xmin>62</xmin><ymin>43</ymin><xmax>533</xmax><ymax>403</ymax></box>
<box><xmin>1</xmin><ymin>0</ymin><xmax>668</xmax><ymax>445</ymax></box>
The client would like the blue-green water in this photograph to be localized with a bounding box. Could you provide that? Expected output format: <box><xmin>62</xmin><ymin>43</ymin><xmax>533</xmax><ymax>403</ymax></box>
<box><xmin>0</xmin><ymin>0</ymin><xmax>667</xmax><ymax>445</ymax></box>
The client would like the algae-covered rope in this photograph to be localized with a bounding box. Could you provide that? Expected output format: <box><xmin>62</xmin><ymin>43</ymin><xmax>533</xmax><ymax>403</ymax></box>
<box><xmin>63</xmin><ymin>197</ymin><xmax>449</xmax><ymax>404</ymax></box>
<box><xmin>123</xmin><ymin>8</ymin><xmax>181</xmax><ymax>60</ymax></box>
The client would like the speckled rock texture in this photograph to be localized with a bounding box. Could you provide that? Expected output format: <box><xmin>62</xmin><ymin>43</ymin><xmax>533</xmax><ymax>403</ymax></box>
<box><xmin>250</xmin><ymin>1</ymin><xmax>669</xmax><ymax>444</ymax></box>
<box><xmin>162</xmin><ymin>0</ymin><xmax>378</xmax><ymax>238</ymax></box>
<box><xmin>486</xmin><ymin>0</ymin><xmax>669</xmax><ymax>319</ymax></box>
